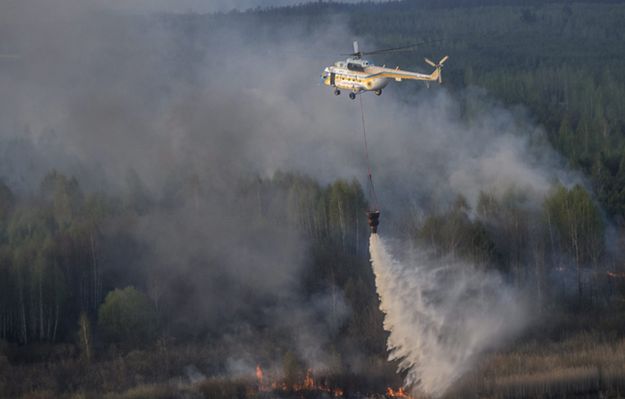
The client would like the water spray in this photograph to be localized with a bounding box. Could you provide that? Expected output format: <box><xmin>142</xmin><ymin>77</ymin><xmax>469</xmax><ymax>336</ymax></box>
<box><xmin>356</xmin><ymin>85</ymin><xmax>526</xmax><ymax>397</ymax></box>
<box><xmin>369</xmin><ymin>233</ymin><xmax>527</xmax><ymax>397</ymax></box>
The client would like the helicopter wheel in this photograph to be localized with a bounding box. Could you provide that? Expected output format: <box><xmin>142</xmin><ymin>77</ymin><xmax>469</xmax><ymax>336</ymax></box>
<box><xmin>334</xmin><ymin>89</ymin><xmax>341</xmax><ymax>96</ymax></box>
<box><xmin>375</xmin><ymin>89</ymin><xmax>382</xmax><ymax>96</ymax></box>
<box><xmin>349</xmin><ymin>92</ymin><xmax>356</xmax><ymax>100</ymax></box>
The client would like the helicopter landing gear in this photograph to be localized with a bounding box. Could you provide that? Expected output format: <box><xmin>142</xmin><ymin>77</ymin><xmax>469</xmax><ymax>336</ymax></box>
<box><xmin>349</xmin><ymin>92</ymin><xmax>356</xmax><ymax>100</ymax></box>
<box><xmin>334</xmin><ymin>89</ymin><xmax>341</xmax><ymax>96</ymax></box>
<box><xmin>375</xmin><ymin>89</ymin><xmax>382</xmax><ymax>96</ymax></box>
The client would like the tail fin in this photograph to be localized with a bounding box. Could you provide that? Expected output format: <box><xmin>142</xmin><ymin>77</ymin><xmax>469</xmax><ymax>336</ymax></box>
<box><xmin>430</xmin><ymin>68</ymin><xmax>441</xmax><ymax>83</ymax></box>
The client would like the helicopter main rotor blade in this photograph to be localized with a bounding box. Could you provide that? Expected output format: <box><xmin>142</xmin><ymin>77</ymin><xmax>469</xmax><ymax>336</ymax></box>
<box><xmin>360</xmin><ymin>39</ymin><xmax>441</xmax><ymax>56</ymax></box>
<box><xmin>424</xmin><ymin>58</ymin><xmax>436</xmax><ymax>67</ymax></box>
<box><xmin>340</xmin><ymin>39</ymin><xmax>443</xmax><ymax>58</ymax></box>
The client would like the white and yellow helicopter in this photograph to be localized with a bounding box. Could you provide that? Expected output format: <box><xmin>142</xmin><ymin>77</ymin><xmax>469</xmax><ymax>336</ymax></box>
<box><xmin>321</xmin><ymin>41</ymin><xmax>448</xmax><ymax>99</ymax></box>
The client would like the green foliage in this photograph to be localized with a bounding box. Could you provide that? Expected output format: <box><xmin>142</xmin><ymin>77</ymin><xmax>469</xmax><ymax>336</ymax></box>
<box><xmin>40</xmin><ymin>171</ymin><xmax>83</xmax><ymax>229</ymax></box>
<box><xmin>544</xmin><ymin>184</ymin><xmax>604</xmax><ymax>266</ymax></box>
<box><xmin>0</xmin><ymin>172</ymin><xmax>113</xmax><ymax>344</ymax></box>
<box><xmin>97</xmin><ymin>287</ymin><xmax>158</xmax><ymax>345</ymax></box>
<box><xmin>420</xmin><ymin>194</ymin><xmax>497</xmax><ymax>265</ymax></box>
<box><xmin>0</xmin><ymin>180</ymin><xmax>14</xmax><ymax>224</ymax></box>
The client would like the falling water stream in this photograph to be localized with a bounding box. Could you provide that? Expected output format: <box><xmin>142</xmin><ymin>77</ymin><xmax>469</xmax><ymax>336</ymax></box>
<box><xmin>369</xmin><ymin>234</ymin><xmax>527</xmax><ymax>397</ymax></box>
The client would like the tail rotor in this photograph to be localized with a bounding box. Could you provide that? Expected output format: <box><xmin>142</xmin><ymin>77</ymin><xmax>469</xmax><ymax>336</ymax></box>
<box><xmin>425</xmin><ymin>56</ymin><xmax>449</xmax><ymax>83</ymax></box>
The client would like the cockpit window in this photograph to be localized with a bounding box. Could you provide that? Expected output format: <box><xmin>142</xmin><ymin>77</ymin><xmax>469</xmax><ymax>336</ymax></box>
<box><xmin>347</xmin><ymin>63</ymin><xmax>365</xmax><ymax>72</ymax></box>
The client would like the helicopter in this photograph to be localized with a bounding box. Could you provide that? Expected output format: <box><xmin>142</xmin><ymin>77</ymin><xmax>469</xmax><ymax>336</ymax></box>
<box><xmin>321</xmin><ymin>41</ymin><xmax>448</xmax><ymax>99</ymax></box>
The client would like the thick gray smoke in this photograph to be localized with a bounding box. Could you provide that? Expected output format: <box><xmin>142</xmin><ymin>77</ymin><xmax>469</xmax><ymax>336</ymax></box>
<box><xmin>370</xmin><ymin>235</ymin><xmax>527</xmax><ymax>397</ymax></box>
<box><xmin>1</xmin><ymin>0</ymin><xmax>580</xmax><ymax>379</ymax></box>
<box><xmin>0</xmin><ymin>1</ymin><xmax>578</xmax><ymax>205</ymax></box>
<box><xmin>0</xmin><ymin>0</ymin><xmax>356</xmax><ymax>369</ymax></box>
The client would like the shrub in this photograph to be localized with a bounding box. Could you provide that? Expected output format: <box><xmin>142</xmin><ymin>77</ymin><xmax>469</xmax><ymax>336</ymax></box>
<box><xmin>98</xmin><ymin>287</ymin><xmax>158</xmax><ymax>346</ymax></box>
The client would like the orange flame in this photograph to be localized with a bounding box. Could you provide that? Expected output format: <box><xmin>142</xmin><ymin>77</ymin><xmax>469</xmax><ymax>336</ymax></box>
<box><xmin>252</xmin><ymin>364</ymin><xmax>419</xmax><ymax>399</ymax></box>
<box><xmin>255</xmin><ymin>364</ymin><xmax>263</xmax><ymax>387</ymax></box>
<box><xmin>253</xmin><ymin>365</ymin><xmax>343</xmax><ymax>397</ymax></box>
<box><xmin>386</xmin><ymin>387</ymin><xmax>414</xmax><ymax>398</ymax></box>
<box><xmin>304</xmin><ymin>369</ymin><xmax>314</xmax><ymax>389</ymax></box>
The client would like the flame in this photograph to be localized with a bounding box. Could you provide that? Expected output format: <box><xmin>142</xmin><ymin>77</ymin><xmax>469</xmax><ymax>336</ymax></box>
<box><xmin>252</xmin><ymin>366</ymin><xmax>413</xmax><ymax>398</ymax></box>
<box><xmin>304</xmin><ymin>369</ymin><xmax>314</xmax><ymax>389</ymax></box>
<box><xmin>255</xmin><ymin>364</ymin><xmax>264</xmax><ymax>387</ymax></box>
<box><xmin>254</xmin><ymin>366</ymin><xmax>343</xmax><ymax>397</ymax></box>
<box><xmin>386</xmin><ymin>387</ymin><xmax>414</xmax><ymax>398</ymax></box>
<box><xmin>253</xmin><ymin>365</ymin><xmax>417</xmax><ymax>398</ymax></box>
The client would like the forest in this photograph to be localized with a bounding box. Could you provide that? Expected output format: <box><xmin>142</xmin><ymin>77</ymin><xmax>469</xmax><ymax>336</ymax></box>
<box><xmin>2</xmin><ymin>1</ymin><xmax>625</xmax><ymax>398</ymax></box>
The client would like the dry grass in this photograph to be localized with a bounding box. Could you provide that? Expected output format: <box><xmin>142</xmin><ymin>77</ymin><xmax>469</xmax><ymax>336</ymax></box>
<box><xmin>449</xmin><ymin>333</ymin><xmax>625</xmax><ymax>398</ymax></box>
<box><xmin>18</xmin><ymin>391</ymin><xmax>57</xmax><ymax>399</ymax></box>
<box><xmin>196</xmin><ymin>378</ymin><xmax>250</xmax><ymax>399</ymax></box>
<box><xmin>5</xmin><ymin>333</ymin><xmax>625</xmax><ymax>399</ymax></box>
<box><xmin>101</xmin><ymin>384</ymin><xmax>180</xmax><ymax>399</ymax></box>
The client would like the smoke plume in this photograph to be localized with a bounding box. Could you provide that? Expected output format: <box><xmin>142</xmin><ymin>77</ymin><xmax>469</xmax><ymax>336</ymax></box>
<box><xmin>0</xmin><ymin>0</ymin><xmax>584</xmax><ymax>381</ymax></box>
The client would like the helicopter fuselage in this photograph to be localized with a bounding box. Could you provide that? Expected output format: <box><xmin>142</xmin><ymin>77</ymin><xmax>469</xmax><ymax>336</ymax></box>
<box><xmin>322</xmin><ymin>59</ymin><xmax>389</xmax><ymax>94</ymax></box>
<box><xmin>321</xmin><ymin>57</ymin><xmax>442</xmax><ymax>97</ymax></box>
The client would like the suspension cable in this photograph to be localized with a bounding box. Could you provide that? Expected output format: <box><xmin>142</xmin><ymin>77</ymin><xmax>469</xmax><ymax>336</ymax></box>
<box><xmin>358</xmin><ymin>94</ymin><xmax>379</xmax><ymax>210</ymax></box>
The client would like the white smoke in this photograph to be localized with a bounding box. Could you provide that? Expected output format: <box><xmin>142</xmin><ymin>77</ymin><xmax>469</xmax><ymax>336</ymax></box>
<box><xmin>369</xmin><ymin>234</ymin><xmax>527</xmax><ymax>397</ymax></box>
